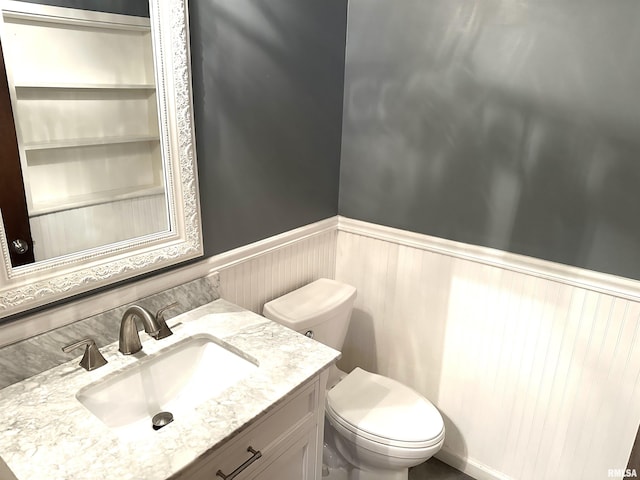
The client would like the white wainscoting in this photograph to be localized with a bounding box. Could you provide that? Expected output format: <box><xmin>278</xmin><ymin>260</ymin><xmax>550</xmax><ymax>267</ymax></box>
<box><xmin>218</xmin><ymin>227</ymin><xmax>337</xmax><ymax>315</ymax></box>
<box><xmin>335</xmin><ymin>218</ymin><xmax>640</xmax><ymax>480</ymax></box>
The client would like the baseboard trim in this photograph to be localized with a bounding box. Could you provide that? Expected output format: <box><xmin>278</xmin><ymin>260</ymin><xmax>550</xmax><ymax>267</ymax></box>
<box><xmin>436</xmin><ymin>447</ymin><xmax>514</xmax><ymax>480</ymax></box>
<box><xmin>338</xmin><ymin>216</ymin><xmax>640</xmax><ymax>303</ymax></box>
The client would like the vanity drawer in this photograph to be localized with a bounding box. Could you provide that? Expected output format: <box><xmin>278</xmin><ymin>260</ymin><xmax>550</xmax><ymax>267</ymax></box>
<box><xmin>174</xmin><ymin>377</ymin><xmax>320</xmax><ymax>480</ymax></box>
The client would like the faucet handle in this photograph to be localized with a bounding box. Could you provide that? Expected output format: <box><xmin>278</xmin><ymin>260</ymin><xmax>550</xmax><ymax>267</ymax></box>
<box><xmin>152</xmin><ymin>301</ymin><xmax>179</xmax><ymax>340</ymax></box>
<box><xmin>156</xmin><ymin>301</ymin><xmax>179</xmax><ymax>320</ymax></box>
<box><xmin>62</xmin><ymin>338</ymin><xmax>107</xmax><ymax>371</ymax></box>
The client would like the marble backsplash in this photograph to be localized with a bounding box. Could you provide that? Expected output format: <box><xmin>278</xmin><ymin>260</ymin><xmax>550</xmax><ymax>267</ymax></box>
<box><xmin>0</xmin><ymin>276</ymin><xmax>219</xmax><ymax>389</ymax></box>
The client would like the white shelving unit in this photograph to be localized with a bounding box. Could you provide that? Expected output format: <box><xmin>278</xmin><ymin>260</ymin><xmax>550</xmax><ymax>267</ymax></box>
<box><xmin>0</xmin><ymin>1</ymin><xmax>168</xmax><ymax>260</ymax></box>
<box><xmin>2</xmin><ymin>3</ymin><xmax>163</xmax><ymax>213</ymax></box>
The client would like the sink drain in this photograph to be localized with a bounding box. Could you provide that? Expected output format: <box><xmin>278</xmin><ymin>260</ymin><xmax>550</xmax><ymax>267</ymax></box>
<box><xmin>152</xmin><ymin>411</ymin><xmax>174</xmax><ymax>430</ymax></box>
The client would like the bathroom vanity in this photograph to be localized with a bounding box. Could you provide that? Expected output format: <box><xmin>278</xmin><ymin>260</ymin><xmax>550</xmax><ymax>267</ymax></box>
<box><xmin>0</xmin><ymin>300</ymin><xmax>340</xmax><ymax>480</ymax></box>
<box><xmin>177</xmin><ymin>374</ymin><xmax>322</xmax><ymax>480</ymax></box>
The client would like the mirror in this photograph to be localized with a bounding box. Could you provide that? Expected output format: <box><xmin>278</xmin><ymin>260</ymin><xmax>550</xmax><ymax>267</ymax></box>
<box><xmin>0</xmin><ymin>0</ymin><xmax>203</xmax><ymax>318</ymax></box>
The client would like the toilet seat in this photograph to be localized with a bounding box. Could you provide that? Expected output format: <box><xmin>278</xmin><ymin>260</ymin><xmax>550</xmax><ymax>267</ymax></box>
<box><xmin>326</xmin><ymin>368</ymin><xmax>445</xmax><ymax>452</ymax></box>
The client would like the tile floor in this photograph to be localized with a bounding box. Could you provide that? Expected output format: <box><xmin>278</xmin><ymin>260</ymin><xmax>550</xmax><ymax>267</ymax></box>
<box><xmin>409</xmin><ymin>458</ymin><xmax>476</xmax><ymax>480</ymax></box>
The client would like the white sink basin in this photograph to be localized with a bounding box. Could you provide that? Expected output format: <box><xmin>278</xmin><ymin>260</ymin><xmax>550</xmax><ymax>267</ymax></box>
<box><xmin>76</xmin><ymin>334</ymin><xmax>258</xmax><ymax>436</ymax></box>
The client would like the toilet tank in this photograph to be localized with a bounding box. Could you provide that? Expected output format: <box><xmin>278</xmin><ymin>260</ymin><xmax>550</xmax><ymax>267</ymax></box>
<box><xmin>263</xmin><ymin>279</ymin><xmax>357</xmax><ymax>351</ymax></box>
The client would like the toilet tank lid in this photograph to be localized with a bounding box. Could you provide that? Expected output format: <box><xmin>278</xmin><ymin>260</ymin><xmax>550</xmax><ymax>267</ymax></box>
<box><xmin>263</xmin><ymin>279</ymin><xmax>356</xmax><ymax>330</ymax></box>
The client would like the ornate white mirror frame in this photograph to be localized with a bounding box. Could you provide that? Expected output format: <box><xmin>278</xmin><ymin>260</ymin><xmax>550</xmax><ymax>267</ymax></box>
<box><xmin>0</xmin><ymin>0</ymin><xmax>203</xmax><ymax>318</ymax></box>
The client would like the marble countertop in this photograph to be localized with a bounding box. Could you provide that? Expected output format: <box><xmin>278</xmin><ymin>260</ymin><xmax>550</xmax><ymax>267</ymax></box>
<box><xmin>0</xmin><ymin>299</ymin><xmax>340</xmax><ymax>480</ymax></box>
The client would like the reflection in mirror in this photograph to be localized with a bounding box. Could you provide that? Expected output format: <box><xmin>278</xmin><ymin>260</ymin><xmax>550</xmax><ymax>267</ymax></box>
<box><xmin>0</xmin><ymin>0</ymin><xmax>169</xmax><ymax>265</ymax></box>
<box><xmin>0</xmin><ymin>0</ymin><xmax>203</xmax><ymax>318</ymax></box>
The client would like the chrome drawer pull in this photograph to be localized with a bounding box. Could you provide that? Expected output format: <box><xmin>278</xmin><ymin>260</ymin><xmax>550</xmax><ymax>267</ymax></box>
<box><xmin>216</xmin><ymin>446</ymin><xmax>262</xmax><ymax>479</ymax></box>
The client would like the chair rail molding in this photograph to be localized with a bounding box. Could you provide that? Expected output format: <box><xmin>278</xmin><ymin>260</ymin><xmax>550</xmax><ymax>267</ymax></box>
<box><xmin>337</xmin><ymin>216</ymin><xmax>640</xmax><ymax>303</ymax></box>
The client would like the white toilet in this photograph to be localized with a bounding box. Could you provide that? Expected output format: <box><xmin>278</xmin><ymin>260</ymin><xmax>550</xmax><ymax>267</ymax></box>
<box><xmin>263</xmin><ymin>278</ymin><xmax>445</xmax><ymax>480</ymax></box>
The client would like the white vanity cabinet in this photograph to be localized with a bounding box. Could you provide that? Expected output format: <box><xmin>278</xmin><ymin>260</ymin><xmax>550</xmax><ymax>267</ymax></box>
<box><xmin>174</xmin><ymin>375</ymin><xmax>326</xmax><ymax>480</ymax></box>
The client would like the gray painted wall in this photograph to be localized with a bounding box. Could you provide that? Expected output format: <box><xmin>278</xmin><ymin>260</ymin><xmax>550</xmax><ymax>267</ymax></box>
<box><xmin>190</xmin><ymin>0</ymin><xmax>347</xmax><ymax>256</ymax></box>
<box><xmin>339</xmin><ymin>0</ymin><xmax>640</xmax><ymax>280</ymax></box>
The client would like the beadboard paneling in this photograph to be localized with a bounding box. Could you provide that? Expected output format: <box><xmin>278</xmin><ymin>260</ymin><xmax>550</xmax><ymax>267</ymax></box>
<box><xmin>336</xmin><ymin>228</ymin><xmax>640</xmax><ymax>480</ymax></box>
<box><xmin>219</xmin><ymin>228</ymin><xmax>337</xmax><ymax>314</ymax></box>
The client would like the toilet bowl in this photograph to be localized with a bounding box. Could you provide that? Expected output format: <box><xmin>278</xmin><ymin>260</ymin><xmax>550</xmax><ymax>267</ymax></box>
<box><xmin>263</xmin><ymin>279</ymin><xmax>445</xmax><ymax>480</ymax></box>
<box><xmin>325</xmin><ymin>367</ymin><xmax>444</xmax><ymax>480</ymax></box>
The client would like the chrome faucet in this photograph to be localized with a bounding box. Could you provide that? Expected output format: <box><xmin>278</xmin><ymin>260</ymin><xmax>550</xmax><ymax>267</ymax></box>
<box><xmin>118</xmin><ymin>305</ymin><xmax>162</xmax><ymax>355</ymax></box>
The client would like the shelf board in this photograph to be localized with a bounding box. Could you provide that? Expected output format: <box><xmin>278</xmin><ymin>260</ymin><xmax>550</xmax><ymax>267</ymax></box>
<box><xmin>24</xmin><ymin>135</ymin><xmax>160</xmax><ymax>151</ymax></box>
<box><xmin>2</xmin><ymin>1</ymin><xmax>152</xmax><ymax>31</ymax></box>
<box><xmin>15</xmin><ymin>82</ymin><xmax>156</xmax><ymax>91</ymax></box>
<box><xmin>30</xmin><ymin>185</ymin><xmax>166</xmax><ymax>217</ymax></box>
